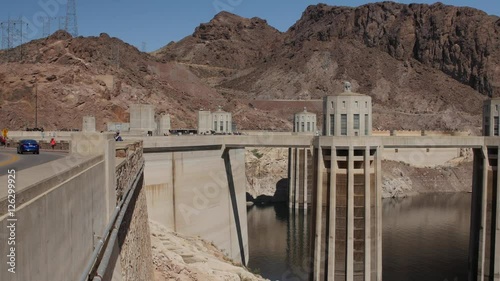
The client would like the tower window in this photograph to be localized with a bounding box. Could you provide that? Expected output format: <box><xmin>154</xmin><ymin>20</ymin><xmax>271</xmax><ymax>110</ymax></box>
<box><xmin>341</xmin><ymin>114</ymin><xmax>347</xmax><ymax>136</ymax></box>
<box><xmin>342</xmin><ymin>101</ymin><xmax>346</xmax><ymax>108</ymax></box>
<box><xmin>355</xmin><ymin>101</ymin><xmax>358</xmax><ymax>108</ymax></box>
<box><xmin>354</xmin><ymin>114</ymin><xmax>360</xmax><ymax>130</ymax></box>
<box><xmin>495</xmin><ymin>117</ymin><xmax>499</xmax><ymax>136</ymax></box>
<box><xmin>330</xmin><ymin>114</ymin><xmax>335</xmax><ymax>136</ymax></box>
<box><xmin>307</xmin><ymin>122</ymin><xmax>311</xmax><ymax>132</ymax></box>
<box><xmin>365</xmin><ymin>114</ymin><xmax>369</xmax><ymax>135</ymax></box>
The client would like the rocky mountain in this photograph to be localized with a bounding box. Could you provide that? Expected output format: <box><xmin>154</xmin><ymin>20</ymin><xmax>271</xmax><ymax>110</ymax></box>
<box><xmin>157</xmin><ymin>2</ymin><xmax>500</xmax><ymax>132</ymax></box>
<box><xmin>0</xmin><ymin>30</ymin><xmax>288</xmax><ymax>130</ymax></box>
<box><xmin>289</xmin><ymin>3</ymin><xmax>500</xmax><ymax>97</ymax></box>
<box><xmin>1</xmin><ymin>2</ymin><xmax>498</xmax><ymax>132</ymax></box>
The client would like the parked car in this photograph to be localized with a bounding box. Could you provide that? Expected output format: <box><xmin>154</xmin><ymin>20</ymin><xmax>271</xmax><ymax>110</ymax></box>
<box><xmin>17</xmin><ymin>139</ymin><xmax>40</xmax><ymax>154</ymax></box>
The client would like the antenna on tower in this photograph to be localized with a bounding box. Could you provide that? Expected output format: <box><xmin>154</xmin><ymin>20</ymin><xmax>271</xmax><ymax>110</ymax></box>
<box><xmin>65</xmin><ymin>0</ymin><xmax>78</xmax><ymax>37</ymax></box>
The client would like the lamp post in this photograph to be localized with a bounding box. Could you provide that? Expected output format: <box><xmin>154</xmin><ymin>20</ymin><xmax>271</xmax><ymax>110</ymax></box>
<box><xmin>34</xmin><ymin>78</ymin><xmax>38</xmax><ymax>128</ymax></box>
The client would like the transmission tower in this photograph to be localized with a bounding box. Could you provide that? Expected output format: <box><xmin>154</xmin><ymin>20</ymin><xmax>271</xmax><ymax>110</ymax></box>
<box><xmin>42</xmin><ymin>17</ymin><xmax>51</xmax><ymax>37</ymax></box>
<box><xmin>0</xmin><ymin>21</ymin><xmax>9</xmax><ymax>50</ymax></box>
<box><xmin>0</xmin><ymin>18</ymin><xmax>27</xmax><ymax>50</ymax></box>
<box><xmin>141</xmin><ymin>42</ymin><xmax>147</xmax><ymax>53</ymax></box>
<box><xmin>65</xmin><ymin>0</ymin><xmax>78</xmax><ymax>37</ymax></box>
<box><xmin>42</xmin><ymin>17</ymin><xmax>64</xmax><ymax>37</ymax></box>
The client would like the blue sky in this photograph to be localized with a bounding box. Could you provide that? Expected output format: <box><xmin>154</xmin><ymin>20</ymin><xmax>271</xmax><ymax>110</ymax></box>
<box><xmin>1</xmin><ymin>0</ymin><xmax>499</xmax><ymax>52</ymax></box>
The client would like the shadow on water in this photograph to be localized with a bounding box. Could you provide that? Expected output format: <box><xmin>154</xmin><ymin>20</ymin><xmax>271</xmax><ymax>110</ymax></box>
<box><xmin>247</xmin><ymin>193</ymin><xmax>471</xmax><ymax>281</ymax></box>
<box><xmin>247</xmin><ymin>203</ymin><xmax>312</xmax><ymax>280</ymax></box>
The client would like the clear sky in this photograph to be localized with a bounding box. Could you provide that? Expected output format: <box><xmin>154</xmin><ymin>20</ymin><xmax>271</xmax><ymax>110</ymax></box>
<box><xmin>1</xmin><ymin>0</ymin><xmax>499</xmax><ymax>52</ymax></box>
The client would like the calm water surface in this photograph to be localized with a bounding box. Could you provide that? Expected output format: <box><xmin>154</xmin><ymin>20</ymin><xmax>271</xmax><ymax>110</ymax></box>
<box><xmin>247</xmin><ymin>193</ymin><xmax>471</xmax><ymax>281</ymax></box>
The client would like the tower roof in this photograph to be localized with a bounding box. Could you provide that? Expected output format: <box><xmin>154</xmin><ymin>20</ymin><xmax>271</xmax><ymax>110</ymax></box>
<box><xmin>338</xmin><ymin>81</ymin><xmax>368</xmax><ymax>97</ymax></box>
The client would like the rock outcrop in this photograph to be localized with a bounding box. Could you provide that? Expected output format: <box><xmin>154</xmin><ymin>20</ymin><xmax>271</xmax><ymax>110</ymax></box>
<box><xmin>290</xmin><ymin>3</ymin><xmax>500</xmax><ymax>97</ymax></box>
<box><xmin>150</xmin><ymin>221</ymin><xmax>267</xmax><ymax>281</ymax></box>
<box><xmin>245</xmin><ymin>148</ymin><xmax>288</xmax><ymax>199</ymax></box>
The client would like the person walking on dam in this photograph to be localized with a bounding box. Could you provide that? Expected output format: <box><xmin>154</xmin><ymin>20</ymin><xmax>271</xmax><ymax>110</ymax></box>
<box><xmin>50</xmin><ymin>138</ymin><xmax>56</xmax><ymax>149</ymax></box>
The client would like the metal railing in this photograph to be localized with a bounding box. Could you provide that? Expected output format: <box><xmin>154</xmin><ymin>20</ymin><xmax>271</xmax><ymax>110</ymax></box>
<box><xmin>79</xmin><ymin>161</ymin><xmax>145</xmax><ymax>281</ymax></box>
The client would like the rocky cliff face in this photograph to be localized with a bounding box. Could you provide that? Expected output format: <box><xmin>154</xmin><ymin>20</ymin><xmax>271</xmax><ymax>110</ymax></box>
<box><xmin>155</xmin><ymin>11</ymin><xmax>282</xmax><ymax>71</ymax></box>
<box><xmin>0</xmin><ymin>30</ymin><xmax>288</xmax><ymax>131</ymax></box>
<box><xmin>245</xmin><ymin>148</ymin><xmax>289</xmax><ymax>199</ymax></box>
<box><xmin>1</xmin><ymin>3</ymin><xmax>498</xmax><ymax>132</ymax></box>
<box><xmin>290</xmin><ymin>3</ymin><xmax>500</xmax><ymax>97</ymax></box>
<box><xmin>157</xmin><ymin>3</ymin><xmax>499</xmax><ymax>132</ymax></box>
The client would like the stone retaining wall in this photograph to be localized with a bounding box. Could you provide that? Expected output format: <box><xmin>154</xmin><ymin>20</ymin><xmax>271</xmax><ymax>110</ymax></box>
<box><xmin>115</xmin><ymin>141</ymin><xmax>144</xmax><ymax>201</ymax></box>
<box><xmin>113</xmin><ymin>140</ymin><xmax>153</xmax><ymax>281</ymax></box>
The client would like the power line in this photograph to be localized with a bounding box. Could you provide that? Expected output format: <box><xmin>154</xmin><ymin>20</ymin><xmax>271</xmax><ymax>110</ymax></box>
<box><xmin>65</xmin><ymin>0</ymin><xmax>78</xmax><ymax>37</ymax></box>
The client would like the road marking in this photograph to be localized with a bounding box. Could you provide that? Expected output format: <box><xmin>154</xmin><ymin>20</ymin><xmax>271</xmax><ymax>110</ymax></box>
<box><xmin>0</xmin><ymin>153</ymin><xmax>20</xmax><ymax>167</ymax></box>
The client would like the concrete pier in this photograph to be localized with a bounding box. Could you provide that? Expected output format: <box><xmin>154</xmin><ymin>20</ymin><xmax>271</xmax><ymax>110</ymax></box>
<box><xmin>469</xmin><ymin>147</ymin><xmax>500</xmax><ymax>281</ymax></box>
<box><xmin>289</xmin><ymin>147</ymin><xmax>314</xmax><ymax>209</ymax></box>
<box><xmin>310</xmin><ymin>144</ymin><xmax>382</xmax><ymax>281</ymax></box>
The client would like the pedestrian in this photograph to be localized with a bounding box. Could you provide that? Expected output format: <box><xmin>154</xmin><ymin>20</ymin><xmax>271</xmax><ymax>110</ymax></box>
<box><xmin>115</xmin><ymin>132</ymin><xmax>123</xmax><ymax>141</ymax></box>
<box><xmin>50</xmin><ymin>138</ymin><xmax>56</xmax><ymax>149</ymax></box>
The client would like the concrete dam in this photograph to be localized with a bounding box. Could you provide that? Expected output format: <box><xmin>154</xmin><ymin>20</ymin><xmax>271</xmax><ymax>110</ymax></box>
<box><xmin>1</xmin><ymin>85</ymin><xmax>499</xmax><ymax>281</ymax></box>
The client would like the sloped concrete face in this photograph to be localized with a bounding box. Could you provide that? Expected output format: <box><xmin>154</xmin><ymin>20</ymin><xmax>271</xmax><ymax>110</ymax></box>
<box><xmin>144</xmin><ymin>148</ymin><xmax>249</xmax><ymax>265</ymax></box>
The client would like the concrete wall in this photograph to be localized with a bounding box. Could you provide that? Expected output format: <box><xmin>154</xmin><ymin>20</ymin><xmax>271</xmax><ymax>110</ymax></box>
<box><xmin>0</xmin><ymin>155</ymin><xmax>108</xmax><ymax>281</ymax></box>
<box><xmin>0</xmin><ymin>134</ymin><xmax>153</xmax><ymax>281</ymax></box>
<box><xmin>82</xmin><ymin>116</ymin><xmax>96</xmax><ymax>132</ymax></box>
<box><xmin>129</xmin><ymin>104</ymin><xmax>155</xmax><ymax>132</ymax></box>
<box><xmin>372</xmin><ymin>130</ymin><xmax>470</xmax><ymax>137</ymax></box>
<box><xmin>197</xmin><ymin>111</ymin><xmax>212</xmax><ymax>134</ymax></box>
<box><xmin>144</xmin><ymin>148</ymin><xmax>249</xmax><ymax>265</ymax></box>
<box><xmin>382</xmin><ymin>147</ymin><xmax>461</xmax><ymax>167</ymax></box>
<box><xmin>6</xmin><ymin>131</ymin><xmax>73</xmax><ymax>141</ymax></box>
<box><xmin>158</xmin><ymin>115</ymin><xmax>171</xmax><ymax>136</ymax></box>
<box><xmin>144</xmin><ymin>153</ymin><xmax>175</xmax><ymax>230</ymax></box>
<box><xmin>108</xmin><ymin>122</ymin><xmax>130</xmax><ymax>133</ymax></box>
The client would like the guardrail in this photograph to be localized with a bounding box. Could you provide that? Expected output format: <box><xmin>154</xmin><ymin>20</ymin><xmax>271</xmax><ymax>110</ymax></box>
<box><xmin>79</xmin><ymin>161</ymin><xmax>144</xmax><ymax>281</ymax></box>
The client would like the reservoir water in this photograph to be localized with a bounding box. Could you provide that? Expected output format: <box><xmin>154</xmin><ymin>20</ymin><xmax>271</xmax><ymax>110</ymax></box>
<box><xmin>247</xmin><ymin>193</ymin><xmax>471</xmax><ymax>281</ymax></box>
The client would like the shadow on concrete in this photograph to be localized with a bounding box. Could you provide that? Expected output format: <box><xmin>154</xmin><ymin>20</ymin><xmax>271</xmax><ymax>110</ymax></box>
<box><xmin>223</xmin><ymin>149</ymin><xmax>247</xmax><ymax>266</ymax></box>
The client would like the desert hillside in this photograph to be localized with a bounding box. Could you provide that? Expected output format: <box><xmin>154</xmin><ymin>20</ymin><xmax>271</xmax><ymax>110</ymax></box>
<box><xmin>1</xmin><ymin>2</ymin><xmax>499</xmax><ymax>132</ymax></box>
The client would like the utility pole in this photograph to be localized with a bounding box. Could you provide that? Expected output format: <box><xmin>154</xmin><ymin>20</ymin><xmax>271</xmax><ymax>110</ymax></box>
<box><xmin>34</xmin><ymin>78</ymin><xmax>38</xmax><ymax>128</ymax></box>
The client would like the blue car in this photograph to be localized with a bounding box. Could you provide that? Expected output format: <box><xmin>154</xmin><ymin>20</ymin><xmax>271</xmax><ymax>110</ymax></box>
<box><xmin>17</xmin><ymin>139</ymin><xmax>40</xmax><ymax>154</ymax></box>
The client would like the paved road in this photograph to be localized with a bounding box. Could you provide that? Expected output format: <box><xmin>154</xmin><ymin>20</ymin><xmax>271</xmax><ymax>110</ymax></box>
<box><xmin>0</xmin><ymin>148</ymin><xmax>67</xmax><ymax>176</ymax></box>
